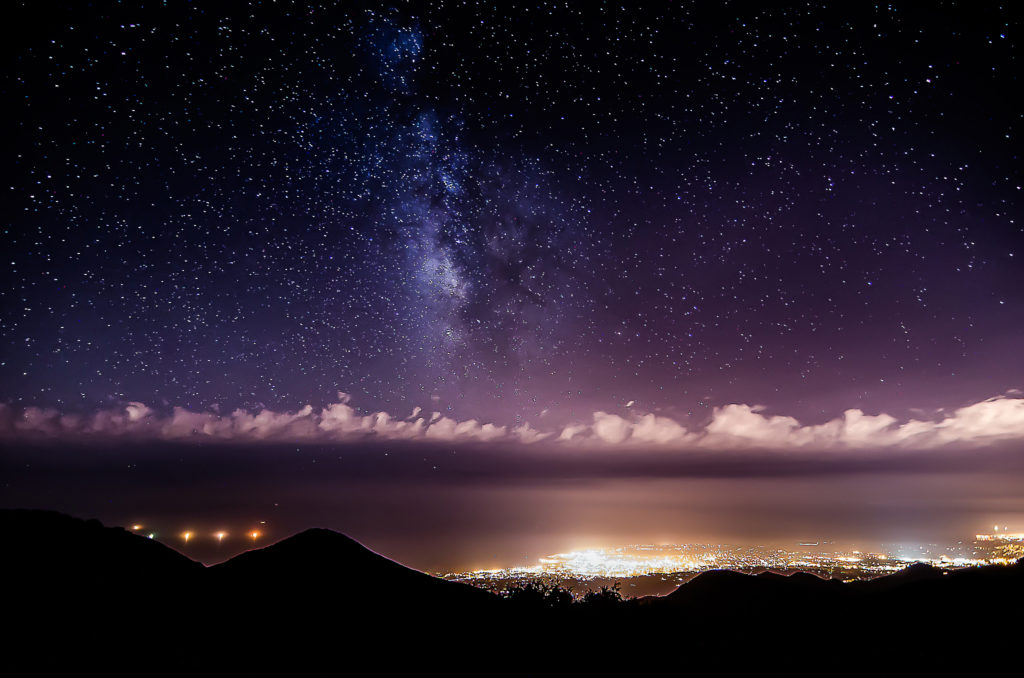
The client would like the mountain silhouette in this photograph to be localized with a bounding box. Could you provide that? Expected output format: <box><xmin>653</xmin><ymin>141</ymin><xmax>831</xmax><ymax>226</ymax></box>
<box><xmin>210</xmin><ymin>526</ymin><xmax>492</xmax><ymax>606</ymax></box>
<box><xmin>206</xmin><ymin>524</ymin><xmax>499</xmax><ymax>656</ymax></box>
<box><xmin>1</xmin><ymin>508</ymin><xmax>202</xmax><ymax>581</ymax></box>
<box><xmin>650</xmin><ymin>567</ymin><xmax>846</xmax><ymax>616</ymax></box>
<box><xmin>3</xmin><ymin>509</ymin><xmax>1021</xmax><ymax>673</ymax></box>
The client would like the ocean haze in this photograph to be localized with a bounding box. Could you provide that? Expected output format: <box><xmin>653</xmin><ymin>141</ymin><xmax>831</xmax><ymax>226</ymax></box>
<box><xmin>4</xmin><ymin>441</ymin><xmax>1023</xmax><ymax>572</ymax></box>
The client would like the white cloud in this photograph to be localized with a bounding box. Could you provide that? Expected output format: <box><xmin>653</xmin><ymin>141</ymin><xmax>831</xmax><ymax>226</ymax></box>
<box><xmin>2</xmin><ymin>393</ymin><xmax>1024</xmax><ymax>451</ymax></box>
<box><xmin>538</xmin><ymin>393</ymin><xmax>1024</xmax><ymax>451</ymax></box>
<box><xmin>631</xmin><ymin>413</ymin><xmax>694</xmax><ymax>445</ymax></box>
<box><xmin>425</xmin><ymin>416</ymin><xmax>506</xmax><ymax>442</ymax></box>
<box><xmin>693</xmin><ymin>395</ymin><xmax>1024</xmax><ymax>450</ymax></box>
<box><xmin>511</xmin><ymin>421</ymin><xmax>551</xmax><ymax>444</ymax></box>
<box><xmin>591</xmin><ymin>411</ymin><xmax>632</xmax><ymax>444</ymax></box>
<box><xmin>927</xmin><ymin>396</ymin><xmax>1024</xmax><ymax>443</ymax></box>
<box><xmin>318</xmin><ymin>397</ymin><xmax>373</xmax><ymax>435</ymax></box>
<box><xmin>162</xmin><ymin>407</ymin><xmax>223</xmax><ymax>439</ymax></box>
<box><xmin>703</xmin><ymin>404</ymin><xmax>809</xmax><ymax>447</ymax></box>
<box><xmin>370</xmin><ymin>411</ymin><xmax>427</xmax><ymax>439</ymax></box>
<box><xmin>558</xmin><ymin>423</ymin><xmax>589</xmax><ymax>442</ymax></box>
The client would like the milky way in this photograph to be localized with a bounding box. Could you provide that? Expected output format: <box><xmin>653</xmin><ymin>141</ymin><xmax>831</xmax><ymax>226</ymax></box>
<box><xmin>3</xmin><ymin>2</ymin><xmax>1021</xmax><ymax>429</ymax></box>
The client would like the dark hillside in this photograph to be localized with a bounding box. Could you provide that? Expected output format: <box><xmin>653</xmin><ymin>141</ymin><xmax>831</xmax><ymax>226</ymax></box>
<box><xmin>3</xmin><ymin>510</ymin><xmax>1020</xmax><ymax>673</ymax></box>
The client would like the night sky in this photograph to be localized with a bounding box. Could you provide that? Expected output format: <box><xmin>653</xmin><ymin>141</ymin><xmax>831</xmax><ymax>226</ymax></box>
<box><xmin>2</xmin><ymin>2</ymin><xmax>1023</xmax><ymax>568</ymax></box>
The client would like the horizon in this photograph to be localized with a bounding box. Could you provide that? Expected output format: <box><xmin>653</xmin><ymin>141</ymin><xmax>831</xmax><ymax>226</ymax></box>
<box><xmin>5</xmin><ymin>438</ymin><xmax>1024</xmax><ymax>572</ymax></box>
<box><xmin>8</xmin><ymin>506</ymin><xmax>1022</xmax><ymax>583</ymax></box>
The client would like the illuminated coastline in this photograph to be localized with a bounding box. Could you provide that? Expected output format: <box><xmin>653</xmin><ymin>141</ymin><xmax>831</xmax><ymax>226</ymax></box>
<box><xmin>442</xmin><ymin>529</ymin><xmax>1024</xmax><ymax>593</ymax></box>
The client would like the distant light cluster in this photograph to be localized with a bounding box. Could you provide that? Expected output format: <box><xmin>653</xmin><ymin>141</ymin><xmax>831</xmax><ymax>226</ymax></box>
<box><xmin>975</xmin><ymin>526</ymin><xmax>1024</xmax><ymax>541</ymax></box>
<box><xmin>445</xmin><ymin>532</ymin><xmax>1020</xmax><ymax>584</ymax></box>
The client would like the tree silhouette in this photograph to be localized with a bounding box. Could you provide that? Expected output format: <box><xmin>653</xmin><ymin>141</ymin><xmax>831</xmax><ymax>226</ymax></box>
<box><xmin>500</xmin><ymin>581</ymin><xmax>574</xmax><ymax>611</ymax></box>
<box><xmin>578</xmin><ymin>583</ymin><xmax>623</xmax><ymax>609</ymax></box>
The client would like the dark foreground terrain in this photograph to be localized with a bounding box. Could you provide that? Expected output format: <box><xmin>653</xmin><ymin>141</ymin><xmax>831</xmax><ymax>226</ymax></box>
<box><xmin>3</xmin><ymin>510</ymin><xmax>1020</xmax><ymax>673</ymax></box>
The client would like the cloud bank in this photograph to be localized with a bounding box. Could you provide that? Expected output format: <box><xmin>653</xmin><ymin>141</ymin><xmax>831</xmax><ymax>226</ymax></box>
<box><xmin>2</xmin><ymin>392</ymin><xmax>1024</xmax><ymax>451</ymax></box>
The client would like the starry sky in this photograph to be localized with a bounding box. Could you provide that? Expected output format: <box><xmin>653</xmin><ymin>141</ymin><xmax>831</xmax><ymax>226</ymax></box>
<box><xmin>2</xmin><ymin>2</ymin><xmax>1024</xmax><ymax>567</ymax></box>
<box><xmin>4</xmin><ymin>0</ymin><xmax>1021</xmax><ymax>431</ymax></box>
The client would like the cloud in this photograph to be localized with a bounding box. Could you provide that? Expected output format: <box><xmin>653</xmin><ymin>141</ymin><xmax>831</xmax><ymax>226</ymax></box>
<box><xmin>591</xmin><ymin>412</ymin><xmax>632</xmax><ymax>444</ymax></box>
<box><xmin>544</xmin><ymin>393</ymin><xmax>1024</xmax><ymax>451</ymax></box>
<box><xmin>2</xmin><ymin>393</ymin><xmax>1024</xmax><ymax>451</ymax></box>
<box><xmin>703</xmin><ymin>404</ymin><xmax>809</xmax><ymax>447</ymax></box>
<box><xmin>631</xmin><ymin>413</ymin><xmax>695</xmax><ymax>445</ymax></box>
<box><xmin>318</xmin><ymin>398</ymin><xmax>374</xmax><ymax>436</ymax></box>
<box><xmin>927</xmin><ymin>396</ymin><xmax>1024</xmax><ymax>443</ymax></box>
<box><xmin>424</xmin><ymin>416</ymin><xmax>506</xmax><ymax>442</ymax></box>
<box><xmin>511</xmin><ymin>421</ymin><xmax>551</xmax><ymax>444</ymax></box>
<box><xmin>558</xmin><ymin>423</ymin><xmax>589</xmax><ymax>442</ymax></box>
<box><xmin>368</xmin><ymin>411</ymin><xmax>427</xmax><ymax>439</ymax></box>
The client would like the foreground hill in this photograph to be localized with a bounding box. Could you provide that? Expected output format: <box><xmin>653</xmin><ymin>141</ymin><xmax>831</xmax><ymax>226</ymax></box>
<box><xmin>1</xmin><ymin>508</ymin><xmax>203</xmax><ymax>582</ymax></box>
<box><xmin>2</xmin><ymin>510</ymin><xmax>498</xmax><ymax>671</ymax></box>
<box><xmin>209</xmin><ymin>526</ymin><xmax>493</xmax><ymax>606</ymax></box>
<box><xmin>3</xmin><ymin>510</ymin><xmax>1020</xmax><ymax>672</ymax></box>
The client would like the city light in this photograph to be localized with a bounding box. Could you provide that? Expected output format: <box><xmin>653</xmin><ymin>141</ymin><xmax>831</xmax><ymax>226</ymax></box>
<box><xmin>445</xmin><ymin>531</ymin><xmax>1019</xmax><ymax>588</ymax></box>
<box><xmin>182</xmin><ymin>531</ymin><xmax>192</xmax><ymax>543</ymax></box>
<box><xmin>976</xmin><ymin>532</ymin><xmax>1024</xmax><ymax>542</ymax></box>
<box><xmin>215</xmin><ymin>531</ymin><xmax>227</xmax><ymax>543</ymax></box>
